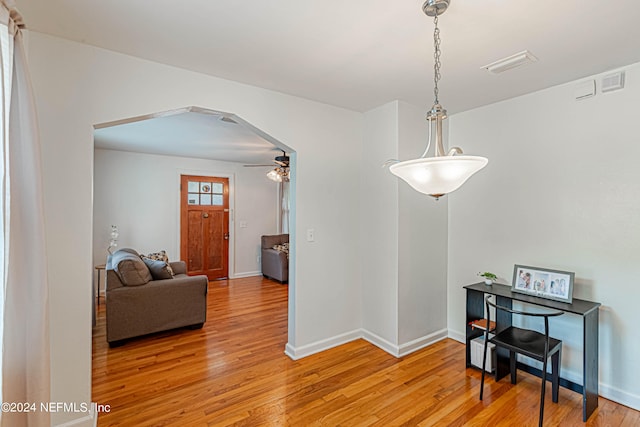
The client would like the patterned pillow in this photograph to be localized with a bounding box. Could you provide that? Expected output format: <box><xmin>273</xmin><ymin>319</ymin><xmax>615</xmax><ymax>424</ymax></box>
<box><xmin>142</xmin><ymin>257</ymin><xmax>173</xmax><ymax>280</ymax></box>
<box><xmin>272</xmin><ymin>242</ymin><xmax>289</xmax><ymax>255</ymax></box>
<box><xmin>141</xmin><ymin>250</ymin><xmax>174</xmax><ymax>276</ymax></box>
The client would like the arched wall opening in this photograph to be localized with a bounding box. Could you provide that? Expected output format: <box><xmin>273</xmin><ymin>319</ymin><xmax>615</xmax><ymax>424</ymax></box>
<box><xmin>91</xmin><ymin>105</ymin><xmax>296</xmax><ymax>346</ymax></box>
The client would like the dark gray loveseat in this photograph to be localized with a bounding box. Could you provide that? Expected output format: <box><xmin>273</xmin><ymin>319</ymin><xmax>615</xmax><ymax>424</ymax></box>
<box><xmin>106</xmin><ymin>248</ymin><xmax>208</xmax><ymax>345</ymax></box>
<box><xmin>261</xmin><ymin>234</ymin><xmax>289</xmax><ymax>283</ymax></box>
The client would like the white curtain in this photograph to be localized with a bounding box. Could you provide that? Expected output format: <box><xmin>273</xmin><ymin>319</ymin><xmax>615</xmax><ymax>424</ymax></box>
<box><xmin>280</xmin><ymin>181</ymin><xmax>289</xmax><ymax>234</ymax></box>
<box><xmin>0</xmin><ymin>1</ymin><xmax>50</xmax><ymax>426</ymax></box>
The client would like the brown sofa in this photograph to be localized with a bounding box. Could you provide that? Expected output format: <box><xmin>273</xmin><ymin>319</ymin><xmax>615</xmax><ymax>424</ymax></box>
<box><xmin>261</xmin><ymin>234</ymin><xmax>289</xmax><ymax>283</ymax></box>
<box><xmin>106</xmin><ymin>248</ymin><xmax>208</xmax><ymax>346</ymax></box>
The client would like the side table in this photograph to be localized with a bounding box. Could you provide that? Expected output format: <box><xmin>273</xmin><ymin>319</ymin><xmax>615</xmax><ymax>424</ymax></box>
<box><xmin>95</xmin><ymin>264</ymin><xmax>106</xmax><ymax>305</ymax></box>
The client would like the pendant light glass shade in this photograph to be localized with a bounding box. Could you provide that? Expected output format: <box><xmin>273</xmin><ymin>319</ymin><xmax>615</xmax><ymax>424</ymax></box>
<box><xmin>389</xmin><ymin>155</ymin><xmax>488</xmax><ymax>198</ymax></box>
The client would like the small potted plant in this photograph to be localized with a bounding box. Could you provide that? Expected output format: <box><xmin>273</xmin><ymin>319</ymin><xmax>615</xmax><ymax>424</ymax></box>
<box><xmin>478</xmin><ymin>272</ymin><xmax>498</xmax><ymax>285</ymax></box>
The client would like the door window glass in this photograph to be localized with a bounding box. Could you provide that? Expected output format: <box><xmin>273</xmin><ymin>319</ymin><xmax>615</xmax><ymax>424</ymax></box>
<box><xmin>187</xmin><ymin>180</ymin><xmax>224</xmax><ymax>206</ymax></box>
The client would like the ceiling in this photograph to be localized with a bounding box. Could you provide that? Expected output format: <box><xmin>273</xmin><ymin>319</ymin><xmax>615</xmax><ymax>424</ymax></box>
<box><xmin>94</xmin><ymin>108</ymin><xmax>283</xmax><ymax>165</ymax></box>
<box><xmin>17</xmin><ymin>0</ymin><xmax>640</xmax><ymax>161</ymax></box>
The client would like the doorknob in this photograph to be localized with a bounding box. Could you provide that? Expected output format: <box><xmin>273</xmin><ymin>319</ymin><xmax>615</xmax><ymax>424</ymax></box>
<box><xmin>203</xmin><ymin>213</ymin><xmax>209</xmax><ymax>218</ymax></box>
<box><xmin>224</xmin><ymin>232</ymin><xmax>229</xmax><ymax>240</ymax></box>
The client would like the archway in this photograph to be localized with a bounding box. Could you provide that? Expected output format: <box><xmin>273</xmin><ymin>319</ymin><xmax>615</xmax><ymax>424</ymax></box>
<box><xmin>91</xmin><ymin>105</ymin><xmax>296</xmax><ymax>346</ymax></box>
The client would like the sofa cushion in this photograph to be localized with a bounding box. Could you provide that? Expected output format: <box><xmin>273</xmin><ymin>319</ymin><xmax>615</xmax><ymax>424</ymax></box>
<box><xmin>142</xmin><ymin>250</ymin><xmax>174</xmax><ymax>276</ymax></box>
<box><xmin>142</xmin><ymin>258</ymin><xmax>174</xmax><ymax>280</ymax></box>
<box><xmin>111</xmin><ymin>250</ymin><xmax>152</xmax><ymax>286</ymax></box>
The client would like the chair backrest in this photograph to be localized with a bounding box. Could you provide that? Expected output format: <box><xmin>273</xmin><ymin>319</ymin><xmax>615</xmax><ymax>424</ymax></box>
<box><xmin>484</xmin><ymin>296</ymin><xmax>564</xmax><ymax>347</ymax></box>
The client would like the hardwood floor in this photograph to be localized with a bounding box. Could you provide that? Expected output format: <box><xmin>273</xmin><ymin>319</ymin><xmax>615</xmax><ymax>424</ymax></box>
<box><xmin>92</xmin><ymin>277</ymin><xmax>638</xmax><ymax>426</ymax></box>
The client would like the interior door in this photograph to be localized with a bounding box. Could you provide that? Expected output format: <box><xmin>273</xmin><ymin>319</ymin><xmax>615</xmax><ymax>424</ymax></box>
<box><xmin>180</xmin><ymin>175</ymin><xmax>229</xmax><ymax>280</ymax></box>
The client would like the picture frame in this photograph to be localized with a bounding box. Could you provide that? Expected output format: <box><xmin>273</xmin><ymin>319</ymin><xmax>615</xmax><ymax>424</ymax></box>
<box><xmin>511</xmin><ymin>264</ymin><xmax>575</xmax><ymax>304</ymax></box>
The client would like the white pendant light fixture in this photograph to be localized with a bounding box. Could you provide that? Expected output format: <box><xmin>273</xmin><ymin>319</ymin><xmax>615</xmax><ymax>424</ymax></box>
<box><xmin>388</xmin><ymin>0</ymin><xmax>487</xmax><ymax>200</ymax></box>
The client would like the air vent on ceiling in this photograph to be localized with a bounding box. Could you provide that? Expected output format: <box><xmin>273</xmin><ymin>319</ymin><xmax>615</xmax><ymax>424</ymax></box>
<box><xmin>220</xmin><ymin>116</ymin><xmax>238</xmax><ymax>124</ymax></box>
<box><xmin>602</xmin><ymin>71</ymin><xmax>625</xmax><ymax>93</ymax></box>
<box><xmin>481</xmin><ymin>50</ymin><xmax>538</xmax><ymax>74</ymax></box>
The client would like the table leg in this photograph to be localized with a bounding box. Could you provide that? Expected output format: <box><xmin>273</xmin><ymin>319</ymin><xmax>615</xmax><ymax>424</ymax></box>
<box><xmin>583</xmin><ymin>308</ymin><xmax>599</xmax><ymax>421</ymax></box>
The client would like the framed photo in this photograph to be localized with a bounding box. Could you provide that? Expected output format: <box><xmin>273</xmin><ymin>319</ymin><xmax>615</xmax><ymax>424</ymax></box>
<box><xmin>511</xmin><ymin>265</ymin><xmax>575</xmax><ymax>304</ymax></box>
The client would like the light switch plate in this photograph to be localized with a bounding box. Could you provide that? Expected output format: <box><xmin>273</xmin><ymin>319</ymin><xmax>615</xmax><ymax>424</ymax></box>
<box><xmin>306</xmin><ymin>229</ymin><xmax>315</xmax><ymax>242</ymax></box>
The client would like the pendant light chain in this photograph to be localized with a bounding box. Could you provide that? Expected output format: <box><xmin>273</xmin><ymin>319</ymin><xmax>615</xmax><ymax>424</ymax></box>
<box><xmin>433</xmin><ymin>14</ymin><xmax>442</xmax><ymax>104</ymax></box>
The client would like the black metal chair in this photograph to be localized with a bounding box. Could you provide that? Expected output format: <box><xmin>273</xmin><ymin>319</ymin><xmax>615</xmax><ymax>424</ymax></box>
<box><xmin>479</xmin><ymin>295</ymin><xmax>564</xmax><ymax>427</ymax></box>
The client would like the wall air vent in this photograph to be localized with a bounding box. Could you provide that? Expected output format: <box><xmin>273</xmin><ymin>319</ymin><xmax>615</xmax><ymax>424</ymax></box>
<box><xmin>602</xmin><ymin>71</ymin><xmax>625</xmax><ymax>93</ymax></box>
<box><xmin>481</xmin><ymin>50</ymin><xmax>538</xmax><ymax>74</ymax></box>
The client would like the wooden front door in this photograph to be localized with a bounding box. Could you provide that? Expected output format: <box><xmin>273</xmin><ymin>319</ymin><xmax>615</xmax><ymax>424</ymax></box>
<box><xmin>180</xmin><ymin>175</ymin><xmax>229</xmax><ymax>280</ymax></box>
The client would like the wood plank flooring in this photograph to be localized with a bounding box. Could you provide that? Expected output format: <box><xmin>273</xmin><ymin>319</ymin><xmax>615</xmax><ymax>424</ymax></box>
<box><xmin>92</xmin><ymin>276</ymin><xmax>639</xmax><ymax>426</ymax></box>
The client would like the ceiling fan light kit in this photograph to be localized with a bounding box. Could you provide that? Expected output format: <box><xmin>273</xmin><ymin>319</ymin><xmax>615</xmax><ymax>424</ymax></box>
<box><xmin>245</xmin><ymin>151</ymin><xmax>290</xmax><ymax>182</ymax></box>
<box><xmin>267</xmin><ymin>167</ymin><xmax>290</xmax><ymax>182</ymax></box>
<box><xmin>388</xmin><ymin>0</ymin><xmax>488</xmax><ymax>200</ymax></box>
<box><xmin>243</xmin><ymin>150</ymin><xmax>290</xmax><ymax>182</ymax></box>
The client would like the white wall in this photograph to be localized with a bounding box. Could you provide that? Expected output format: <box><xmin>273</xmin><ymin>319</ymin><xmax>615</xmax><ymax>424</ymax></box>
<box><xmin>397</xmin><ymin>101</ymin><xmax>448</xmax><ymax>349</ymax></box>
<box><xmin>447</xmin><ymin>63</ymin><xmax>640</xmax><ymax>409</ymax></box>
<box><xmin>28</xmin><ymin>32</ymin><xmax>362</xmax><ymax>425</ymax></box>
<box><xmin>93</xmin><ymin>149</ymin><xmax>278</xmax><ymax>278</ymax></box>
<box><xmin>361</xmin><ymin>102</ymin><xmax>399</xmax><ymax>347</ymax></box>
<box><xmin>360</xmin><ymin>101</ymin><xmax>448</xmax><ymax>355</ymax></box>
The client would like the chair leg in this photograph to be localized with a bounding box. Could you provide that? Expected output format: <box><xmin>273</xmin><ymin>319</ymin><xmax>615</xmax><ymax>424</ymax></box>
<box><xmin>480</xmin><ymin>336</ymin><xmax>489</xmax><ymax>400</ymax></box>
<box><xmin>510</xmin><ymin>350</ymin><xmax>517</xmax><ymax>384</ymax></box>
<box><xmin>539</xmin><ymin>357</ymin><xmax>548</xmax><ymax>427</ymax></box>
<box><xmin>551</xmin><ymin>347</ymin><xmax>561</xmax><ymax>403</ymax></box>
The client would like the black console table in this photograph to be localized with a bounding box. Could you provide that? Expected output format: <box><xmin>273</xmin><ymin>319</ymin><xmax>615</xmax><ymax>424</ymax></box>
<box><xmin>464</xmin><ymin>282</ymin><xmax>601</xmax><ymax>422</ymax></box>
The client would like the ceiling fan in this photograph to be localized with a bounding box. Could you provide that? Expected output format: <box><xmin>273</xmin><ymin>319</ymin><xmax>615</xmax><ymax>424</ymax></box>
<box><xmin>243</xmin><ymin>151</ymin><xmax>289</xmax><ymax>168</ymax></box>
<box><xmin>244</xmin><ymin>151</ymin><xmax>290</xmax><ymax>182</ymax></box>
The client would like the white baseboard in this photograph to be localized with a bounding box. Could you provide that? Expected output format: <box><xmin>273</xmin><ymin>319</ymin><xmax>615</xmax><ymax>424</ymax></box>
<box><xmin>398</xmin><ymin>328</ymin><xmax>448</xmax><ymax>357</ymax></box>
<box><xmin>448</xmin><ymin>328</ymin><xmax>465</xmax><ymax>344</ymax></box>
<box><xmin>600</xmin><ymin>383</ymin><xmax>640</xmax><ymax>411</ymax></box>
<box><xmin>284</xmin><ymin>329</ymin><xmax>361</xmax><ymax>360</ymax></box>
<box><xmin>230</xmin><ymin>271</ymin><xmax>262</xmax><ymax>279</ymax></box>
<box><xmin>286</xmin><ymin>328</ymin><xmax>450</xmax><ymax>360</ymax></box>
<box><xmin>54</xmin><ymin>408</ymin><xmax>96</xmax><ymax>427</ymax></box>
<box><xmin>361</xmin><ymin>330</ymin><xmax>400</xmax><ymax>356</ymax></box>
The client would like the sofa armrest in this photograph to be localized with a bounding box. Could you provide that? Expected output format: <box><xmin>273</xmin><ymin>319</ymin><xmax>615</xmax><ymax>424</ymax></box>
<box><xmin>261</xmin><ymin>248</ymin><xmax>288</xmax><ymax>282</ymax></box>
<box><xmin>106</xmin><ymin>268</ymin><xmax>124</xmax><ymax>291</ymax></box>
<box><xmin>170</xmin><ymin>260</ymin><xmax>187</xmax><ymax>275</ymax></box>
<box><xmin>262</xmin><ymin>248</ymin><xmax>287</xmax><ymax>263</ymax></box>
